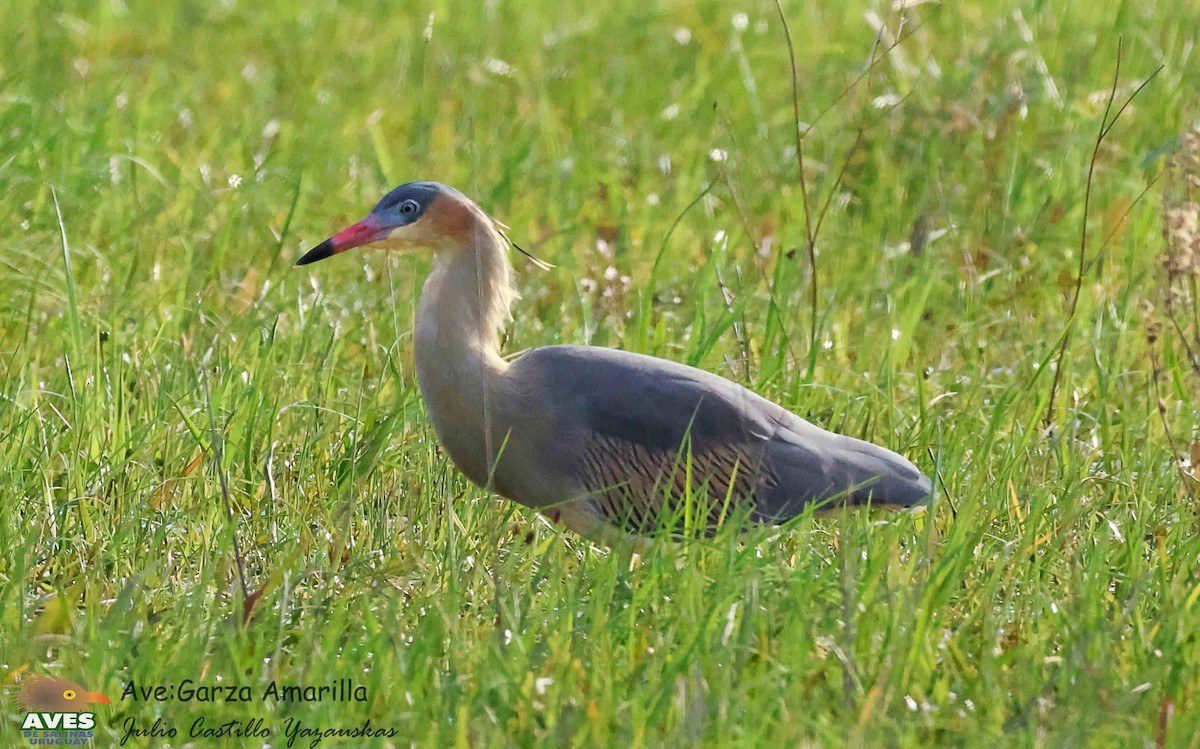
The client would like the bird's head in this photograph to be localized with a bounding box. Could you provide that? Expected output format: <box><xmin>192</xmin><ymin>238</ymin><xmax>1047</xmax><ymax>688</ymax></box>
<box><xmin>16</xmin><ymin>676</ymin><xmax>111</xmax><ymax>713</ymax></box>
<box><xmin>296</xmin><ymin>181</ymin><xmax>483</xmax><ymax>265</ymax></box>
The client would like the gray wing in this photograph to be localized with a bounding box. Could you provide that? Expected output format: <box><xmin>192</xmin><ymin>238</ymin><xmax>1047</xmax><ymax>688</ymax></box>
<box><xmin>505</xmin><ymin>345</ymin><xmax>930</xmax><ymax>534</ymax></box>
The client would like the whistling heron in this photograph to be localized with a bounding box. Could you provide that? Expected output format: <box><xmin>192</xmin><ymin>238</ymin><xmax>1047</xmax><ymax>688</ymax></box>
<box><xmin>297</xmin><ymin>182</ymin><xmax>931</xmax><ymax>540</ymax></box>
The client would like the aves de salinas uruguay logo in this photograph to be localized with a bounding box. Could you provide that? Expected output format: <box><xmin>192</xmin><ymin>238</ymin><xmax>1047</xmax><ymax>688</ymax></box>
<box><xmin>8</xmin><ymin>674</ymin><xmax>111</xmax><ymax>745</ymax></box>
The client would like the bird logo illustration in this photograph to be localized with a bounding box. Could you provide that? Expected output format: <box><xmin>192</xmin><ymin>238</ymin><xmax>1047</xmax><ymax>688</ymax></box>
<box><xmin>14</xmin><ymin>675</ymin><xmax>111</xmax><ymax>713</ymax></box>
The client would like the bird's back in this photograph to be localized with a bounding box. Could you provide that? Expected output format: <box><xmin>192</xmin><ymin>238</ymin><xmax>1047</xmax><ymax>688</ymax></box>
<box><xmin>494</xmin><ymin>345</ymin><xmax>930</xmax><ymax>535</ymax></box>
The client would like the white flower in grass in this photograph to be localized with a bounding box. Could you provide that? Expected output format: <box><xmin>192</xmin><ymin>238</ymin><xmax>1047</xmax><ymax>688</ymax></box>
<box><xmin>872</xmin><ymin>93</ymin><xmax>901</xmax><ymax>109</ymax></box>
<box><xmin>484</xmin><ymin>58</ymin><xmax>514</xmax><ymax>77</ymax></box>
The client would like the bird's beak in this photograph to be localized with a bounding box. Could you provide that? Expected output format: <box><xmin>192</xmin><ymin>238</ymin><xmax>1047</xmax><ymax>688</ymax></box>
<box><xmin>296</xmin><ymin>214</ymin><xmax>390</xmax><ymax>266</ymax></box>
<box><xmin>85</xmin><ymin>692</ymin><xmax>111</xmax><ymax>705</ymax></box>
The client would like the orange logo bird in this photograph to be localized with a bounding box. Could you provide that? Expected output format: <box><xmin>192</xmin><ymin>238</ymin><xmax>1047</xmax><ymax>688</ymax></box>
<box><xmin>15</xmin><ymin>675</ymin><xmax>111</xmax><ymax>713</ymax></box>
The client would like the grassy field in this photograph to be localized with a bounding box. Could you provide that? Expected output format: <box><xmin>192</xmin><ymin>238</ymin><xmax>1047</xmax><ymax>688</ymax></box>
<box><xmin>2</xmin><ymin>0</ymin><xmax>1199</xmax><ymax>746</ymax></box>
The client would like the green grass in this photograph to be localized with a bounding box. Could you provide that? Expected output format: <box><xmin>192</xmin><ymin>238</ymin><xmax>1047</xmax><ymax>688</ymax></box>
<box><xmin>2</xmin><ymin>0</ymin><xmax>1199</xmax><ymax>746</ymax></box>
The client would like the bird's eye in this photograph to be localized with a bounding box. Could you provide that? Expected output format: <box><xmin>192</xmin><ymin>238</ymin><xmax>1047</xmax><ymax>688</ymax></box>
<box><xmin>400</xmin><ymin>199</ymin><xmax>420</xmax><ymax>216</ymax></box>
<box><xmin>63</xmin><ymin>690</ymin><xmax>76</xmax><ymax>700</ymax></box>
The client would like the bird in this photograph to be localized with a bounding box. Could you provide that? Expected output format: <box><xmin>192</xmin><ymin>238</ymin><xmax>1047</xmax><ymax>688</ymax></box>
<box><xmin>14</xmin><ymin>675</ymin><xmax>111</xmax><ymax>713</ymax></box>
<box><xmin>297</xmin><ymin>181</ymin><xmax>931</xmax><ymax>541</ymax></box>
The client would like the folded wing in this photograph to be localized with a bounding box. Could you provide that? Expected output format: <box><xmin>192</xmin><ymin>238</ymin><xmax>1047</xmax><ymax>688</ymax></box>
<box><xmin>505</xmin><ymin>345</ymin><xmax>930</xmax><ymax>534</ymax></box>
